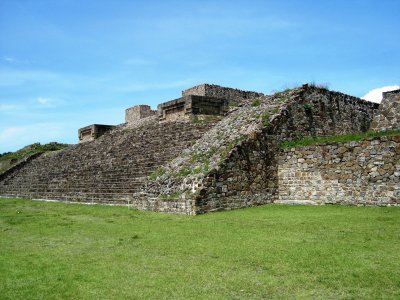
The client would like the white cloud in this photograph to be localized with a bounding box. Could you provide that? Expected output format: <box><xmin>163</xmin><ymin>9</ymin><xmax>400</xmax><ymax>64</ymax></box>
<box><xmin>3</xmin><ymin>57</ymin><xmax>16</xmax><ymax>63</ymax></box>
<box><xmin>36</xmin><ymin>97</ymin><xmax>57</xmax><ymax>106</ymax></box>
<box><xmin>36</xmin><ymin>97</ymin><xmax>66</xmax><ymax>108</ymax></box>
<box><xmin>37</xmin><ymin>97</ymin><xmax>50</xmax><ymax>105</ymax></box>
<box><xmin>362</xmin><ymin>85</ymin><xmax>400</xmax><ymax>103</ymax></box>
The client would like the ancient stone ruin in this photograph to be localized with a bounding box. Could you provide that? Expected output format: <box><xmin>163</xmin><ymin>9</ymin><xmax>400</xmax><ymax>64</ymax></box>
<box><xmin>125</xmin><ymin>105</ymin><xmax>156</xmax><ymax>124</ymax></box>
<box><xmin>78</xmin><ymin>124</ymin><xmax>116</xmax><ymax>143</ymax></box>
<box><xmin>0</xmin><ymin>84</ymin><xmax>398</xmax><ymax>214</ymax></box>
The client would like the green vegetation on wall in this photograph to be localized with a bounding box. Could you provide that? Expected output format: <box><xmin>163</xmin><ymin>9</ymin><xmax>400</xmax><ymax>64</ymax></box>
<box><xmin>0</xmin><ymin>142</ymin><xmax>69</xmax><ymax>174</ymax></box>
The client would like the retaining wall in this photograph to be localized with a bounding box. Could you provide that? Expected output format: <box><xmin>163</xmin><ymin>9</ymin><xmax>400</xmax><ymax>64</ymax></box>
<box><xmin>277</xmin><ymin>136</ymin><xmax>400</xmax><ymax>206</ymax></box>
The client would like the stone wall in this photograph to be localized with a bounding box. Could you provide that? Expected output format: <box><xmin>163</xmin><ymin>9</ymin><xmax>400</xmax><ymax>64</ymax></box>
<box><xmin>143</xmin><ymin>85</ymin><xmax>379</xmax><ymax>214</ymax></box>
<box><xmin>182</xmin><ymin>84</ymin><xmax>264</xmax><ymax>104</ymax></box>
<box><xmin>193</xmin><ymin>85</ymin><xmax>379</xmax><ymax>213</ymax></box>
<box><xmin>157</xmin><ymin>95</ymin><xmax>229</xmax><ymax>122</ymax></box>
<box><xmin>78</xmin><ymin>124</ymin><xmax>116</xmax><ymax>143</ymax></box>
<box><xmin>277</xmin><ymin>136</ymin><xmax>400</xmax><ymax>206</ymax></box>
<box><xmin>370</xmin><ymin>89</ymin><xmax>400</xmax><ymax>131</ymax></box>
<box><xmin>125</xmin><ymin>105</ymin><xmax>156</xmax><ymax>124</ymax></box>
<box><xmin>157</xmin><ymin>98</ymin><xmax>187</xmax><ymax>122</ymax></box>
<box><xmin>1</xmin><ymin>83</ymin><xmax>386</xmax><ymax>214</ymax></box>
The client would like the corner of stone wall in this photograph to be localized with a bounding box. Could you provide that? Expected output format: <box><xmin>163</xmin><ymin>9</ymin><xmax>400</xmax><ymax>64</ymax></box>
<box><xmin>370</xmin><ymin>89</ymin><xmax>400</xmax><ymax>132</ymax></box>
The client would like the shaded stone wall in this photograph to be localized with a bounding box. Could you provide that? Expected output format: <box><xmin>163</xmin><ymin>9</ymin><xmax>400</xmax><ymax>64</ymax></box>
<box><xmin>194</xmin><ymin>131</ymin><xmax>277</xmax><ymax>213</ymax></box>
<box><xmin>277</xmin><ymin>136</ymin><xmax>400</xmax><ymax>206</ymax></box>
<box><xmin>277</xmin><ymin>87</ymin><xmax>377</xmax><ymax>139</ymax></box>
<box><xmin>193</xmin><ymin>85</ymin><xmax>379</xmax><ymax>213</ymax></box>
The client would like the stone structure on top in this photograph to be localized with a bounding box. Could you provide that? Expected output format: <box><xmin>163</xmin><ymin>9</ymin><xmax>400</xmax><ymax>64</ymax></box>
<box><xmin>157</xmin><ymin>84</ymin><xmax>264</xmax><ymax>122</ymax></box>
<box><xmin>78</xmin><ymin>124</ymin><xmax>116</xmax><ymax>143</ymax></box>
<box><xmin>370</xmin><ymin>89</ymin><xmax>400</xmax><ymax>131</ymax></box>
<box><xmin>125</xmin><ymin>105</ymin><xmax>156</xmax><ymax>124</ymax></box>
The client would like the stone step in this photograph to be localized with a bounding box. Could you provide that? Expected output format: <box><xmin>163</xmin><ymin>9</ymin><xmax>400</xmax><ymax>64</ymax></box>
<box><xmin>0</xmin><ymin>121</ymin><xmax>215</xmax><ymax>204</ymax></box>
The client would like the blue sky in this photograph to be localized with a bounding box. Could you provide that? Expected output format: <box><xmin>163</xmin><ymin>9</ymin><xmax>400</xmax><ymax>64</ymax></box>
<box><xmin>0</xmin><ymin>0</ymin><xmax>399</xmax><ymax>153</ymax></box>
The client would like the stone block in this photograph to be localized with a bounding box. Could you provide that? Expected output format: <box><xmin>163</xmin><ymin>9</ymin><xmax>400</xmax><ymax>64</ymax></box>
<box><xmin>125</xmin><ymin>105</ymin><xmax>156</xmax><ymax>124</ymax></box>
<box><xmin>78</xmin><ymin>124</ymin><xmax>116</xmax><ymax>143</ymax></box>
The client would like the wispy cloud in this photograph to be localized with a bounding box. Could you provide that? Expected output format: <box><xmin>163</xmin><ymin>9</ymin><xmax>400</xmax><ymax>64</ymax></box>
<box><xmin>3</xmin><ymin>57</ymin><xmax>16</xmax><ymax>63</ymax></box>
<box><xmin>0</xmin><ymin>123</ymin><xmax>68</xmax><ymax>153</ymax></box>
<box><xmin>0</xmin><ymin>69</ymin><xmax>63</xmax><ymax>87</ymax></box>
<box><xmin>362</xmin><ymin>85</ymin><xmax>400</xmax><ymax>103</ymax></box>
<box><xmin>36</xmin><ymin>97</ymin><xmax>63</xmax><ymax>107</ymax></box>
<box><xmin>2</xmin><ymin>56</ymin><xmax>30</xmax><ymax>64</ymax></box>
<box><xmin>0</xmin><ymin>104</ymin><xmax>23</xmax><ymax>113</ymax></box>
<box><xmin>113</xmin><ymin>79</ymin><xmax>194</xmax><ymax>93</ymax></box>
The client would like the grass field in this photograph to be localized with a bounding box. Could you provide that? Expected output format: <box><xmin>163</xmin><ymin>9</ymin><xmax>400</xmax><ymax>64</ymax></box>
<box><xmin>1</xmin><ymin>198</ymin><xmax>399</xmax><ymax>299</ymax></box>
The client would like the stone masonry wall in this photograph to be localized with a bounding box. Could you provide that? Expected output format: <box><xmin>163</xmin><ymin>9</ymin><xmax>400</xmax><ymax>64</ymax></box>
<box><xmin>182</xmin><ymin>84</ymin><xmax>264</xmax><ymax>105</ymax></box>
<box><xmin>193</xmin><ymin>85</ymin><xmax>379</xmax><ymax>213</ymax></box>
<box><xmin>370</xmin><ymin>89</ymin><xmax>400</xmax><ymax>131</ymax></box>
<box><xmin>125</xmin><ymin>105</ymin><xmax>156</xmax><ymax>124</ymax></box>
<box><xmin>143</xmin><ymin>85</ymin><xmax>379</xmax><ymax>214</ymax></box>
<box><xmin>157</xmin><ymin>95</ymin><xmax>229</xmax><ymax>122</ymax></box>
<box><xmin>277</xmin><ymin>136</ymin><xmax>400</xmax><ymax>206</ymax></box>
<box><xmin>78</xmin><ymin>124</ymin><xmax>116</xmax><ymax>143</ymax></box>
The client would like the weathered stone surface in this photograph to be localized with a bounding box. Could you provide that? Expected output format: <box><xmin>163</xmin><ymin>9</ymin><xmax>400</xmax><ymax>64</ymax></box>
<box><xmin>278</xmin><ymin>137</ymin><xmax>400</xmax><ymax>206</ymax></box>
<box><xmin>125</xmin><ymin>105</ymin><xmax>156</xmax><ymax>124</ymax></box>
<box><xmin>182</xmin><ymin>83</ymin><xmax>264</xmax><ymax>104</ymax></box>
<box><xmin>370</xmin><ymin>89</ymin><xmax>400</xmax><ymax>131</ymax></box>
<box><xmin>78</xmin><ymin>124</ymin><xmax>116</xmax><ymax>143</ymax></box>
<box><xmin>157</xmin><ymin>95</ymin><xmax>229</xmax><ymax>122</ymax></box>
<box><xmin>0</xmin><ymin>120</ymin><xmax>215</xmax><ymax>214</ymax></box>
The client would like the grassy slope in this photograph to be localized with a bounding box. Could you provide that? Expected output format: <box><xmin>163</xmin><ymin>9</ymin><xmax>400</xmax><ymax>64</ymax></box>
<box><xmin>1</xmin><ymin>198</ymin><xmax>399</xmax><ymax>299</ymax></box>
<box><xmin>0</xmin><ymin>143</ymin><xmax>69</xmax><ymax>174</ymax></box>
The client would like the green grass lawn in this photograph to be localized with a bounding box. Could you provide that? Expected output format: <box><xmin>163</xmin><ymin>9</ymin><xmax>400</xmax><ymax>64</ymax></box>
<box><xmin>1</xmin><ymin>198</ymin><xmax>399</xmax><ymax>299</ymax></box>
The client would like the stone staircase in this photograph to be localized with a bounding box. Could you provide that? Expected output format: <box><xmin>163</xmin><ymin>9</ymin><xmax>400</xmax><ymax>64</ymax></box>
<box><xmin>0</xmin><ymin>120</ymin><xmax>214</xmax><ymax>204</ymax></box>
